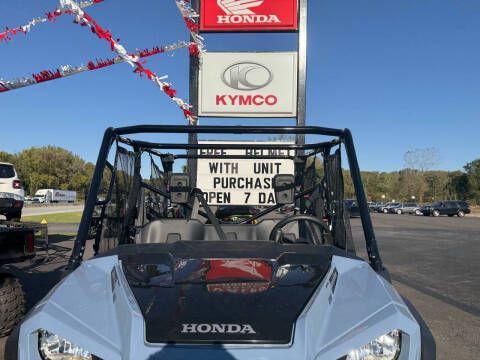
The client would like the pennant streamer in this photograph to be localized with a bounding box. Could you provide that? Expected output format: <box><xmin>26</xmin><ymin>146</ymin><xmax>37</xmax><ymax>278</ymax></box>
<box><xmin>0</xmin><ymin>41</ymin><xmax>192</xmax><ymax>93</ymax></box>
<box><xmin>0</xmin><ymin>0</ymin><xmax>104</xmax><ymax>43</ymax></box>
<box><xmin>1</xmin><ymin>0</ymin><xmax>204</xmax><ymax>124</ymax></box>
<box><xmin>59</xmin><ymin>0</ymin><xmax>196</xmax><ymax>124</ymax></box>
<box><xmin>175</xmin><ymin>0</ymin><xmax>205</xmax><ymax>58</ymax></box>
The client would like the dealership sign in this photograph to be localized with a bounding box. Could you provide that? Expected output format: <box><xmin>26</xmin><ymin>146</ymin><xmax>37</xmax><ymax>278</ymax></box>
<box><xmin>198</xmin><ymin>52</ymin><xmax>298</xmax><ymax>117</ymax></box>
<box><xmin>200</xmin><ymin>0</ymin><xmax>298</xmax><ymax>31</ymax></box>
<box><xmin>196</xmin><ymin>141</ymin><xmax>294</xmax><ymax>205</ymax></box>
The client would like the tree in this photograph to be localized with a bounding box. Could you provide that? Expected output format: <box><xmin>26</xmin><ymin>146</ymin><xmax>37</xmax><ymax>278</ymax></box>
<box><xmin>464</xmin><ymin>159</ymin><xmax>480</xmax><ymax>204</ymax></box>
<box><xmin>424</xmin><ymin>171</ymin><xmax>450</xmax><ymax>201</ymax></box>
<box><xmin>3</xmin><ymin>146</ymin><xmax>94</xmax><ymax>197</ymax></box>
<box><xmin>402</xmin><ymin>148</ymin><xmax>439</xmax><ymax>202</ymax></box>
<box><xmin>0</xmin><ymin>151</ymin><xmax>16</xmax><ymax>164</ymax></box>
<box><xmin>404</xmin><ymin>148</ymin><xmax>439</xmax><ymax>173</ymax></box>
<box><xmin>447</xmin><ymin>171</ymin><xmax>470</xmax><ymax>201</ymax></box>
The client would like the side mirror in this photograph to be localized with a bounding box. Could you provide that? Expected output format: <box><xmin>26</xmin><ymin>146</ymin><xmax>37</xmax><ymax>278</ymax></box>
<box><xmin>169</xmin><ymin>174</ymin><xmax>190</xmax><ymax>204</ymax></box>
<box><xmin>273</xmin><ymin>174</ymin><xmax>295</xmax><ymax>205</ymax></box>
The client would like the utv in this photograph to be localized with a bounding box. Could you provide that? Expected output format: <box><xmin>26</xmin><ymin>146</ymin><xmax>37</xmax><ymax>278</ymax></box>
<box><xmin>17</xmin><ymin>125</ymin><xmax>433</xmax><ymax>359</ymax></box>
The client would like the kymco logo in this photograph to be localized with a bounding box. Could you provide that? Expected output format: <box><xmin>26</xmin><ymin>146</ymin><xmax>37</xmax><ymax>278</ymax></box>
<box><xmin>222</xmin><ymin>63</ymin><xmax>272</xmax><ymax>91</ymax></box>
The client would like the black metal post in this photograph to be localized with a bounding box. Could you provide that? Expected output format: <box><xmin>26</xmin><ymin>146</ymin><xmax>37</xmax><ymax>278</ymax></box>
<box><xmin>69</xmin><ymin>127</ymin><xmax>115</xmax><ymax>269</ymax></box>
<box><xmin>343</xmin><ymin>129</ymin><xmax>383</xmax><ymax>272</ymax></box>
<box><xmin>188</xmin><ymin>0</ymin><xmax>200</xmax><ymax>187</ymax></box>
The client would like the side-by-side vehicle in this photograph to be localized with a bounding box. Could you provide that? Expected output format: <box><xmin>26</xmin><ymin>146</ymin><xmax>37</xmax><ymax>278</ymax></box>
<box><xmin>16</xmin><ymin>125</ymin><xmax>434</xmax><ymax>359</ymax></box>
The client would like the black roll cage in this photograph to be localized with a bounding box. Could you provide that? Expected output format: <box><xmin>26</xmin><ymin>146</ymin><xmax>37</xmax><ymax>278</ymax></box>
<box><xmin>69</xmin><ymin>125</ymin><xmax>383</xmax><ymax>272</ymax></box>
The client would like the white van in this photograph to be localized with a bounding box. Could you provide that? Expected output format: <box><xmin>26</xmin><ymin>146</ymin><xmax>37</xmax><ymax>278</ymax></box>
<box><xmin>0</xmin><ymin>162</ymin><xmax>25</xmax><ymax>221</ymax></box>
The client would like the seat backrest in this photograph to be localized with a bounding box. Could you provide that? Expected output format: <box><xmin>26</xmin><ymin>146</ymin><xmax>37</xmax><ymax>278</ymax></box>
<box><xmin>138</xmin><ymin>218</ymin><xmax>295</xmax><ymax>243</ymax></box>
<box><xmin>139</xmin><ymin>219</ymin><xmax>205</xmax><ymax>244</ymax></box>
<box><xmin>202</xmin><ymin>220</ymin><xmax>291</xmax><ymax>241</ymax></box>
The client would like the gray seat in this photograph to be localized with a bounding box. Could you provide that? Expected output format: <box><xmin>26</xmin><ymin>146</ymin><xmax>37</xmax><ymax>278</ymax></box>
<box><xmin>139</xmin><ymin>219</ymin><xmax>205</xmax><ymax>244</ymax></box>
<box><xmin>138</xmin><ymin>219</ymin><xmax>286</xmax><ymax>244</ymax></box>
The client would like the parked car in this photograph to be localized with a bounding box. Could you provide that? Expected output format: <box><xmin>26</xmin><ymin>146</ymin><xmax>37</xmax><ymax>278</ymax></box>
<box><xmin>379</xmin><ymin>202</ymin><xmax>401</xmax><ymax>213</ymax></box>
<box><xmin>370</xmin><ymin>202</ymin><xmax>385</xmax><ymax>212</ymax></box>
<box><xmin>368</xmin><ymin>202</ymin><xmax>379</xmax><ymax>212</ymax></box>
<box><xmin>391</xmin><ymin>202</ymin><xmax>421</xmax><ymax>215</ymax></box>
<box><xmin>386</xmin><ymin>203</ymin><xmax>402</xmax><ymax>214</ymax></box>
<box><xmin>344</xmin><ymin>199</ymin><xmax>360</xmax><ymax>217</ymax></box>
<box><xmin>0</xmin><ymin>162</ymin><xmax>24</xmax><ymax>221</ymax></box>
<box><xmin>421</xmin><ymin>200</ymin><xmax>470</xmax><ymax>217</ymax></box>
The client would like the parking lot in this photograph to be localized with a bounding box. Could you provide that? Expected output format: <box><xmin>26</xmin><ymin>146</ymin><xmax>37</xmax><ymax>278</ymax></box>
<box><xmin>352</xmin><ymin>213</ymin><xmax>480</xmax><ymax>360</ymax></box>
<box><xmin>1</xmin><ymin>212</ymin><xmax>479</xmax><ymax>359</ymax></box>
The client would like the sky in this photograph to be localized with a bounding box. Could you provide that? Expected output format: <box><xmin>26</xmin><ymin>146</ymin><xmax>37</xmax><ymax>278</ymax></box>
<box><xmin>0</xmin><ymin>0</ymin><xmax>479</xmax><ymax>172</ymax></box>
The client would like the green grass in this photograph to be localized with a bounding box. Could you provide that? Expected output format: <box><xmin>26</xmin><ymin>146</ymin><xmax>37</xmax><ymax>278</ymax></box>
<box><xmin>21</xmin><ymin>211</ymin><xmax>83</xmax><ymax>224</ymax></box>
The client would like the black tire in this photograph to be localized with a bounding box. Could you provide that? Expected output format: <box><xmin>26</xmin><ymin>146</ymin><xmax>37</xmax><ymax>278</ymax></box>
<box><xmin>457</xmin><ymin>210</ymin><xmax>465</xmax><ymax>218</ymax></box>
<box><xmin>0</xmin><ymin>276</ymin><xmax>26</xmax><ymax>336</ymax></box>
<box><xmin>383</xmin><ymin>208</ymin><xmax>388</xmax><ymax>214</ymax></box>
<box><xmin>396</xmin><ymin>209</ymin><xmax>402</xmax><ymax>215</ymax></box>
<box><xmin>432</xmin><ymin>210</ymin><xmax>440</xmax><ymax>217</ymax></box>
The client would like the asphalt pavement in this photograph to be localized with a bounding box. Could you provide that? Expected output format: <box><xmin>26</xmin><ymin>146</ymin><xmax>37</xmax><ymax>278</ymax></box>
<box><xmin>1</xmin><ymin>213</ymin><xmax>479</xmax><ymax>359</ymax></box>
<box><xmin>351</xmin><ymin>213</ymin><xmax>480</xmax><ymax>360</ymax></box>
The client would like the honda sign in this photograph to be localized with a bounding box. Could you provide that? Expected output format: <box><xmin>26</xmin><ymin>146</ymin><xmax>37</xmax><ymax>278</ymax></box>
<box><xmin>200</xmin><ymin>0</ymin><xmax>299</xmax><ymax>31</ymax></box>
<box><xmin>198</xmin><ymin>52</ymin><xmax>298</xmax><ymax>117</ymax></box>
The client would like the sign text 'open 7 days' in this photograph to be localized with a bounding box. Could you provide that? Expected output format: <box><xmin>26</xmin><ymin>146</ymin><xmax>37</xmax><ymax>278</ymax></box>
<box><xmin>196</xmin><ymin>141</ymin><xmax>294</xmax><ymax>205</ymax></box>
<box><xmin>198</xmin><ymin>52</ymin><xmax>298</xmax><ymax>117</ymax></box>
<box><xmin>200</xmin><ymin>0</ymin><xmax>298</xmax><ymax>31</ymax></box>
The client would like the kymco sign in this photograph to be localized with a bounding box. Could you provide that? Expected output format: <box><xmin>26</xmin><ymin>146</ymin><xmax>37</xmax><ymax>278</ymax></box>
<box><xmin>200</xmin><ymin>0</ymin><xmax>298</xmax><ymax>31</ymax></box>
<box><xmin>198</xmin><ymin>52</ymin><xmax>298</xmax><ymax>117</ymax></box>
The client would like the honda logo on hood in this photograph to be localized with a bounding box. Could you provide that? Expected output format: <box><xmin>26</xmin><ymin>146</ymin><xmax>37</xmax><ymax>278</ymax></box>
<box><xmin>181</xmin><ymin>323</ymin><xmax>256</xmax><ymax>334</ymax></box>
<box><xmin>222</xmin><ymin>62</ymin><xmax>273</xmax><ymax>90</ymax></box>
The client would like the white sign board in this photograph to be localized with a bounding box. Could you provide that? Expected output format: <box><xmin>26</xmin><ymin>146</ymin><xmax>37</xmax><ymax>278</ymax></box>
<box><xmin>198</xmin><ymin>52</ymin><xmax>298</xmax><ymax>117</ymax></box>
<box><xmin>196</xmin><ymin>141</ymin><xmax>295</xmax><ymax>205</ymax></box>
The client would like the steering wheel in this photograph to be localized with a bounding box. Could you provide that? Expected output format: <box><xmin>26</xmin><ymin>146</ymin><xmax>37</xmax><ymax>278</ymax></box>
<box><xmin>269</xmin><ymin>214</ymin><xmax>330</xmax><ymax>245</ymax></box>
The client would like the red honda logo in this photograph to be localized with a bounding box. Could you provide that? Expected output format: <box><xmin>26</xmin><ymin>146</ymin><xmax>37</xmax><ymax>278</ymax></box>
<box><xmin>200</xmin><ymin>0</ymin><xmax>298</xmax><ymax>31</ymax></box>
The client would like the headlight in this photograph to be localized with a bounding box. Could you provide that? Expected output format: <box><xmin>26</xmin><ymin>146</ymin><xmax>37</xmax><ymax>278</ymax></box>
<box><xmin>38</xmin><ymin>330</ymin><xmax>92</xmax><ymax>360</ymax></box>
<box><xmin>343</xmin><ymin>330</ymin><xmax>401</xmax><ymax>360</ymax></box>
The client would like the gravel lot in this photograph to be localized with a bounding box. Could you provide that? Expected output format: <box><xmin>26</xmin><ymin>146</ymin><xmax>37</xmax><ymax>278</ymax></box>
<box><xmin>1</xmin><ymin>213</ymin><xmax>479</xmax><ymax>359</ymax></box>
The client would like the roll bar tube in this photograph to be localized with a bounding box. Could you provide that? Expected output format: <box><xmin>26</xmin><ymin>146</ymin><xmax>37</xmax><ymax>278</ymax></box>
<box><xmin>68</xmin><ymin>125</ymin><xmax>383</xmax><ymax>272</ymax></box>
<box><xmin>68</xmin><ymin>127</ymin><xmax>115</xmax><ymax>269</ymax></box>
<box><xmin>343</xmin><ymin>129</ymin><xmax>383</xmax><ymax>271</ymax></box>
